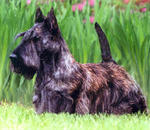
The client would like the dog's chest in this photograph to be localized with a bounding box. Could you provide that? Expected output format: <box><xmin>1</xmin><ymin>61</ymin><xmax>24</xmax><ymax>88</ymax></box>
<box><xmin>35</xmin><ymin>77</ymin><xmax>77</xmax><ymax>93</ymax></box>
<box><xmin>34</xmin><ymin>77</ymin><xmax>77</xmax><ymax>113</ymax></box>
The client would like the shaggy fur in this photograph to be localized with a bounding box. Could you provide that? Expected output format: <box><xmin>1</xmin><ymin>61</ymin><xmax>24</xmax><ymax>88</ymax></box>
<box><xmin>10</xmin><ymin>7</ymin><xmax>147</xmax><ymax>114</ymax></box>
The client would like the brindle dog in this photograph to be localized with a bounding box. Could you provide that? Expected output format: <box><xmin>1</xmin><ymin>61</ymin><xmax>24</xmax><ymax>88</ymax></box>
<box><xmin>10</xmin><ymin>7</ymin><xmax>147</xmax><ymax>114</ymax></box>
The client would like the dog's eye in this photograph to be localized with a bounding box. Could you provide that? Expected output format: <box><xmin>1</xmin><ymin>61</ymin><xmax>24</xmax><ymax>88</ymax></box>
<box><xmin>35</xmin><ymin>28</ymin><xmax>39</xmax><ymax>32</ymax></box>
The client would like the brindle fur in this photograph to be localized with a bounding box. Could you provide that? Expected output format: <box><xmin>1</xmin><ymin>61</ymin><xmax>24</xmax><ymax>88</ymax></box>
<box><xmin>10</xmin><ymin>7</ymin><xmax>147</xmax><ymax>114</ymax></box>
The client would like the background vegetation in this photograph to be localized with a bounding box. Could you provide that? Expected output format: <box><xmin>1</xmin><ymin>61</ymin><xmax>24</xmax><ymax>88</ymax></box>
<box><xmin>0</xmin><ymin>0</ymin><xmax>150</xmax><ymax>108</ymax></box>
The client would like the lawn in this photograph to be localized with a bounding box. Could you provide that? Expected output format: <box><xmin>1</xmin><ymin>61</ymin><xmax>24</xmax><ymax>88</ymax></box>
<box><xmin>0</xmin><ymin>103</ymin><xmax>150</xmax><ymax>130</ymax></box>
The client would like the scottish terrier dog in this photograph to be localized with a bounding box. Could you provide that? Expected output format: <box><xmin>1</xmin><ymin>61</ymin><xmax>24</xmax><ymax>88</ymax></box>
<box><xmin>10</xmin><ymin>7</ymin><xmax>147</xmax><ymax>114</ymax></box>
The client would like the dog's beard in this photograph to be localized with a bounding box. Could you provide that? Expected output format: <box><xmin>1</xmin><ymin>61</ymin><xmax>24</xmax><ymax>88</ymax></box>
<box><xmin>10</xmin><ymin>60</ymin><xmax>37</xmax><ymax>79</ymax></box>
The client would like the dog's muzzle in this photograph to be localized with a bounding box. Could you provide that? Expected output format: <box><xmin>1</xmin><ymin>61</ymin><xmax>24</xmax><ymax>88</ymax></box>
<box><xmin>9</xmin><ymin>53</ymin><xmax>18</xmax><ymax>64</ymax></box>
<box><xmin>9</xmin><ymin>53</ymin><xmax>17</xmax><ymax>60</ymax></box>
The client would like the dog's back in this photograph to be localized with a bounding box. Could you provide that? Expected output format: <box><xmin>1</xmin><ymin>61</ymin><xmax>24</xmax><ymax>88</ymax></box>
<box><xmin>78</xmin><ymin>62</ymin><xmax>147</xmax><ymax>114</ymax></box>
<box><xmin>74</xmin><ymin>23</ymin><xmax>147</xmax><ymax>114</ymax></box>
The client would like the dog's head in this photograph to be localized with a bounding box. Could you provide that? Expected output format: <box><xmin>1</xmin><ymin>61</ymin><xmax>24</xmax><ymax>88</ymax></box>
<box><xmin>10</xmin><ymin>7</ymin><xmax>62</xmax><ymax>79</ymax></box>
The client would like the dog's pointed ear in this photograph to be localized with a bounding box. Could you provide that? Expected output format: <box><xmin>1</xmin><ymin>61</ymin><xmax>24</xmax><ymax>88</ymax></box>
<box><xmin>35</xmin><ymin>8</ymin><xmax>45</xmax><ymax>23</ymax></box>
<box><xmin>45</xmin><ymin>7</ymin><xmax>61</xmax><ymax>37</ymax></box>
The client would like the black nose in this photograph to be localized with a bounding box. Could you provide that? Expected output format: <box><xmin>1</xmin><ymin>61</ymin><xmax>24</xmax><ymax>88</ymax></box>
<box><xmin>9</xmin><ymin>53</ymin><xmax>17</xmax><ymax>60</ymax></box>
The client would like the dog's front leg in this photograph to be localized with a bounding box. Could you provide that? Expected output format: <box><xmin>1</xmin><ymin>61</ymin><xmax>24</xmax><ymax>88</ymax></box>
<box><xmin>33</xmin><ymin>88</ymin><xmax>48</xmax><ymax>114</ymax></box>
<box><xmin>33</xmin><ymin>89</ymin><xmax>74</xmax><ymax>114</ymax></box>
<box><xmin>47</xmin><ymin>91</ymin><xmax>74</xmax><ymax>113</ymax></box>
<box><xmin>75</xmin><ymin>91</ymin><xmax>91</xmax><ymax>114</ymax></box>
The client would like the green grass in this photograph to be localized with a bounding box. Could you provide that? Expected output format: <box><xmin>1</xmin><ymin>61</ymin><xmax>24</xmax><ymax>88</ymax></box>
<box><xmin>0</xmin><ymin>0</ymin><xmax>150</xmax><ymax>107</ymax></box>
<box><xmin>0</xmin><ymin>103</ymin><xmax>150</xmax><ymax>130</ymax></box>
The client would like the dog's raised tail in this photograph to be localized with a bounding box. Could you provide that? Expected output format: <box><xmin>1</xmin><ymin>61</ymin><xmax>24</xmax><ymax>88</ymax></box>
<box><xmin>95</xmin><ymin>22</ymin><xmax>115</xmax><ymax>63</ymax></box>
